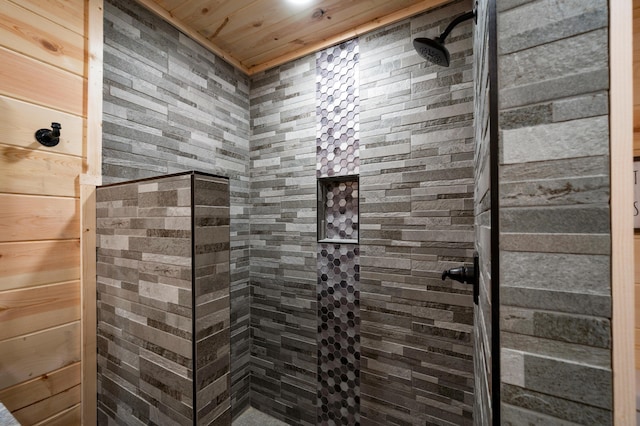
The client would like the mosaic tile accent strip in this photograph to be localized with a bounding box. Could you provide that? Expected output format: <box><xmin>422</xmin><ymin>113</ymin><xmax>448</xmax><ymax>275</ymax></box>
<box><xmin>319</xmin><ymin>179</ymin><xmax>359</xmax><ymax>241</ymax></box>
<box><xmin>96</xmin><ymin>172</ymin><xmax>231</xmax><ymax>425</ymax></box>
<box><xmin>316</xmin><ymin>40</ymin><xmax>360</xmax><ymax>178</ymax></box>
<box><xmin>318</xmin><ymin>244</ymin><xmax>360</xmax><ymax>425</ymax></box>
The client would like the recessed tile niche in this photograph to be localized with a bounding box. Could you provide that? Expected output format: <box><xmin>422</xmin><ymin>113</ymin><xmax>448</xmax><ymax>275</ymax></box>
<box><xmin>96</xmin><ymin>171</ymin><xmax>230</xmax><ymax>426</ymax></box>
<box><xmin>317</xmin><ymin>177</ymin><xmax>359</xmax><ymax>243</ymax></box>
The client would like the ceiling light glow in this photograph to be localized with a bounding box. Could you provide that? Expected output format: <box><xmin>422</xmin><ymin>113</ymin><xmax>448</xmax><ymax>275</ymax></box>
<box><xmin>287</xmin><ymin>0</ymin><xmax>313</xmax><ymax>6</ymax></box>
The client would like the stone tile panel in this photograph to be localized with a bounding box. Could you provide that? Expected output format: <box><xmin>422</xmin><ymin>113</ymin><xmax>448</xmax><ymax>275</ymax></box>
<box><xmin>103</xmin><ymin>1</ymin><xmax>251</xmax><ymax>415</ymax></box>
<box><xmin>359</xmin><ymin>1</ymin><xmax>475</xmax><ymax>424</ymax></box>
<box><xmin>97</xmin><ymin>172</ymin><xmax>231</xmax><ymax>425</ymax></box>
<box><xmin>496</xmin><ymin>0</ymin><xmax>612</xmax><ymax>420</ymax></box>
<box><xmin>250</xmin><ymin>55</ymin><xmax>318</xmax><ymax>425</ymax></box>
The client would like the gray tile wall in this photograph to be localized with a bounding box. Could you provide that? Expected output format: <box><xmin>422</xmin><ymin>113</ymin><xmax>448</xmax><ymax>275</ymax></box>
<box><xmin>96</xmin><ymin>173</ymin><xmax>231</xmax><ymax>425</ymax></box>
<box><xmin>96</xmin><ymin>174</ymin><xmax>195</xmax><ymax>425</ymax></box>
<box><xmin>473</xmin><ymin>0</ymin><xmax>493</xmax><ymax>424</ymax></box>
<box><xmin>249</xmin><ymin>4</ymin><xmax>476</xmax><ymax>424</ymax></box>
<box><xmin>194</xmin><ymin>175</ymin><xmax>232</xmax><ymax>424</ymax></box>
<box><xmin>496</xmin><ymin>0</ymin><xmax>612</xmax><ymax>424</ymax></box>
<box><xmin>101</xmin><ymin>2</ymin><xmax>481</xmax><ymax>424</ymax></box>
<box><xmin>249</xmin><ymin>57</ymin><xmax>318</xmax><ymax>425</ymax></box>
<box><xmin>358</xmin><ymin>1</ymin><xmax>475</xmax><ymax>424</ymax></box>
<box><xmin>102</xmin><ymin>0</ymin><xmax>251</xmax><ymax>417</ymax></box>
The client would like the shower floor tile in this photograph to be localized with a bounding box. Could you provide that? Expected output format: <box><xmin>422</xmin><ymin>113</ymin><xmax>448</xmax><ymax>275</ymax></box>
<box><xmin>233</xmin><ymin>407</ymin><xmax>289</xmax><ymax>426</ymax></box>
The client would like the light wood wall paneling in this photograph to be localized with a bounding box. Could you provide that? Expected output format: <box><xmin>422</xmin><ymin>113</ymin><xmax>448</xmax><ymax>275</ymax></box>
<box><xmin>637</xmin><ymin>328</ymin><xmax>640</xmax><ymax>370</ymax></box>
<box><xmin>85</xmin><ymin>0</ymin><xmax>103</xmax><ymax>179</ymax></box>
<box><xmin>0</xmin><ymin>194</ymin><xmax>79</xmax><ymax>242</ymax></box>
<box><xmin>0</xmin><ymin>322</ymin><xmax>81</xmax><ymax>389</ymax></box>
<box><xmin>0</xmin><ymin>240</ymin><xmax>80</xmax><ymax>292</ymax></box>
<box><xmin>637</xmin><ymin>286</ymin><xmax>640</xmax><ymax>369</ymax></box>
<box><xmin>0</xmin><ymin>1</ymin><xmax>85</xmax><ymax>76</ymax></box>
<box><xmin>0</xmin><ymin>363</ymin><xmax>80</xmax><ymax>413</ymax></box>
<box><xmin>611</xmin><ymin>0</ymin><xmax>635</xmax><ymax>423</ymax></box>
<box><xmin>636</xmin><ymin>235</ymin><xmax>640</xmax><ymax>369</ymax></box>
<box><xmin>0</xmin><ymin>46</ymin><xmax>84</xmax><ymax>116</ymax></box>
<box><xmin>0</xmin><ymin>280</ymin><xmax>80</xmax><ymax>341</ymax></box>
<box><xmin>34</xmin><ymin>403</ymin><xmax>81</xmax><ymax>426</ymax></box>
<box><xmin>0</xmin><ymin>96</ymin><xmax>83</xmax><ymax>157</ymax></box>
<box><xmin>80</xmin><ymin>185</ymin><xmax>97</xmax><ymax>426</ymax></box>
<box><xmin>0</xmin><ymin>144</ymin><xmax>82</xmax><ymax>198</ymax></box>
<box><xmin>0</xmin><ymin>0</ymin><xmax>87</xmax><ymax>422</ymax></box>
<box><xmin>634</xmin><ymin>1</ymin><xmax>640</xmax><ymax>154</ymax></box>
<box><xmin>81</xmin><ymin>0</ymin><xmax>103</xmax><ymax>422</ymax></box>
<box><xmin>12</xmin><ymin>384</ymin><xmax>80</xmax><ymax>425</ymax></box>
<box><xmin>8</xmin><ymin>0</ymin><xmax>85</xmax><ymax>36</ymax></box>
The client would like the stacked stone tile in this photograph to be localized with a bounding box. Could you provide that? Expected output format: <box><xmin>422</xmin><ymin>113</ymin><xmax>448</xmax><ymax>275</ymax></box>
<box><xmin>103</xmin><ymin>0</ymin><xmax>478</xmax><ymax>423</ymax></box>
<box><xmin>358</xmin><ymin>1</ymin><xmax>475</xmax><ymax>424</ymax></box>
<box><xmin>96</xmin><ymin>172</ymin><xmax>231</xmax><ymax>425</ymax></box>
<box><xmin>99</xmin><ymin>0</ymin><xmax>620</xmax><ymax>423</ymax></box>
<box><xmin>101</xmin><ymin>0</ymin><xmax>251</xmax><ymax>416</ymax></box>
<box><xmin>472</xmin><ymin>0</ymin><xmax>493</xmax><ymax>425</ymax></box>
<box><xmin>249</xmin><ymin>56</ymin><xmax>318</xmax><ymax>425</ymax></box>
<box><xmin>194</xmin><ymin>175</ymin><xmax>233</xmax><ymax>424</ymax></box>
<box><xmin>496</xmin><ymin>0</ymin><xmax>612</xmax><ymax>424</ymax></box>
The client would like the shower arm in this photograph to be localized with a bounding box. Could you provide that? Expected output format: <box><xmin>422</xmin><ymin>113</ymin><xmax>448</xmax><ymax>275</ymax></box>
<box><xmin>437</xmin><ymin>11</ymin><xmax>475</xmax><ymax>43</ymax></box>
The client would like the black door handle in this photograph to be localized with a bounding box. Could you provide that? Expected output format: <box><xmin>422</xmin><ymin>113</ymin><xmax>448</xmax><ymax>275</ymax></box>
<box><xmin>442</xmin><ymin>253</ymin><xmax>479</xmax><ymax>305</ymax></box>
<box><xmin>441</xmin><ymin>265</ymin><xmax>475</xmax><ymax>284</ymax></box>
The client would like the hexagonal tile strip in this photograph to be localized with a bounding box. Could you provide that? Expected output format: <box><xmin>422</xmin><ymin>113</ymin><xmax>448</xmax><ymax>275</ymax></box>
<box><xmin>316</xmin><ymin>39</ymin><xmax>360</xmax><ymax>178</ymax></box>
<box><xmin>318</xmin><ymin>243</ymin><xmax>360</xmax><ymax>425</ymax></box>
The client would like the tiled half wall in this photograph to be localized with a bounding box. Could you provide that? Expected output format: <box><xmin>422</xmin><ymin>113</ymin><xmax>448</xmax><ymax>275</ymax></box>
<box><xmin>96</xmin><ymin>172</ymin><xmax>230</xmax><ymax>425</ymax></box>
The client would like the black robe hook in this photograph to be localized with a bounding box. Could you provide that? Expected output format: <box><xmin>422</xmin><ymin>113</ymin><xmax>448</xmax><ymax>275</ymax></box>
<box><xmin>36</xmin><ymin>122</ymin><xmax>61</xmax><ymax>147</ymax></box>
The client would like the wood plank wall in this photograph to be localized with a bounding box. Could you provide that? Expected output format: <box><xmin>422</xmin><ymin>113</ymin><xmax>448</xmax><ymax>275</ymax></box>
<box><xmin>634</xmin><ymin>0</ymin><xmax>640</xmax><ymax>371</ymax></box>
<box><xmin>635</xmin><ymin>1</ymin><xmax>640</xmax><ymax>157</ymax></box>
<box><xmin>635</xmin><ymin>236</ymin><xmax>640</xmax><ymax>370</ymax></box>
<box><xmin>0</xmin><ymin>0</ymin><xmax>88</xmax><ymax>423</ymax></box>
<box><xmin>611</xmin><ymin>0</ymin><xmax>635</xmax><ymax>421</ymax></box>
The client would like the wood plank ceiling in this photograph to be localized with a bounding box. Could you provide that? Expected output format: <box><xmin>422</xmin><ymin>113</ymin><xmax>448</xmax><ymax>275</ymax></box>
<box><xmin>136</xmin><ymin>0</ymin><xmax>451</xmax><ymax>74</ymax></box>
